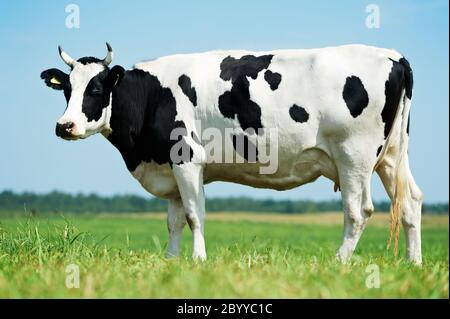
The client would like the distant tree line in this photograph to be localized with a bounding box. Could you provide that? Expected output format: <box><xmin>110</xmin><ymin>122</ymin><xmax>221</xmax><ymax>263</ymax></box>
<box><xmin>0</xmin><ymin>190</ymin><xmax>447</xmax><ymax>215</ymax></box>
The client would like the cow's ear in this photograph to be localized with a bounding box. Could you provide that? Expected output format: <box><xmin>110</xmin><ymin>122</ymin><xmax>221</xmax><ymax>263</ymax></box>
<box><xmin>40</xmin><ymin>68</ymin><xmax>69</xmax><ymax>90</ymax></box>
<box><xmin>105</xmin><ymin>65</ymin><xmax>125</xmax><ymax>90</ymax></box>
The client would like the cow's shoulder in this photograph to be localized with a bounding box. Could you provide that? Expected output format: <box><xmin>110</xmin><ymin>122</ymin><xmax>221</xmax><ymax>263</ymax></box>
<box><xmin>108</xmin><ymin>67</ymin><xmax>197</xmax><ymax>171</ymax></box>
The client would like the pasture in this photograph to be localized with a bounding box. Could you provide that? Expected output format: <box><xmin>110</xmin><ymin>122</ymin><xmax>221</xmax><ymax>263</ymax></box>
<box><xmin>0</xmin><ymin>212</ymin><xmax>447</xmax><ymax>298</ymax></box>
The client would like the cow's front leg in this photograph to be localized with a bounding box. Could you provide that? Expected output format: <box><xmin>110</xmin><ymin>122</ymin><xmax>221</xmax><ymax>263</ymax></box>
<box><xmin>167</xmin><ymin>198</ymin><xmax>187</xmax><ymax>258</ymax></box>
<box><xmin>172</xmin><ymin>163</ymin><xmax>206</xmax><ymax>261</ymax></box>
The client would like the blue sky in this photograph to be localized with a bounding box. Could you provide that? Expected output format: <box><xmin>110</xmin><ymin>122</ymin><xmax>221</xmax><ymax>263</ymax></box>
<box><xmin>0</xmin><ymin>0</ymin><xmax>448</xmax><ymax>202</ymax></box>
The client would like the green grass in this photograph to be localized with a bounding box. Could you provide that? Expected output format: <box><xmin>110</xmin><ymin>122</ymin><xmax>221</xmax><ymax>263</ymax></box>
<box><xmin>0</xmin><ymin>213</ymin><xmax>448</xmax><ymax>298</ymax></box>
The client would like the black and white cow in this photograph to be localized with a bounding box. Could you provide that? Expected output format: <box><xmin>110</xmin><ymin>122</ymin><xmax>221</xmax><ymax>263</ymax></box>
<box><xmin>40</xmin><ymin>43</ymin><xmax>422</xmax><ymax>264</ymax></box>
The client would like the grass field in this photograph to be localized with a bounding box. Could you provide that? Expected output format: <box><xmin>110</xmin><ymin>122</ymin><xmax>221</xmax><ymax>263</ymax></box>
<box><xmin>0</xmin><ymin>212</ymin><xmax>448</xmax><ymax>298</ymax></box>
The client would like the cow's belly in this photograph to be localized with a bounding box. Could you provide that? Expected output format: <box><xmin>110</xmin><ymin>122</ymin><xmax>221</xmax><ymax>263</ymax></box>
<box><xmin>131</xmin><ymin>162</ymin><xmax>179</xmax><ymax>199</ymax></box>
<box><xmin>130</xmin><ymin>146</ymin><xmax>338</xmax><ymax>197</ymax></box>
<box><xmin>204</xmin><ymin>147</ymin><xmax>338</xmax><ymax>191</ymax></box>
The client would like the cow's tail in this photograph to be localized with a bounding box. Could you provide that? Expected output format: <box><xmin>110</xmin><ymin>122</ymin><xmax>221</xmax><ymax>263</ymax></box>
<box><xmin>387</xmin><ymin>57</ymin><xmax>413</xmax><ymax>255</ymax></box>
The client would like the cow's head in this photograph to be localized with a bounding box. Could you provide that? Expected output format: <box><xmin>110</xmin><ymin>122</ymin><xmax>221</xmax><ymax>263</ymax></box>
<box><xmin>40</xmin><ymin>43</ymin><xmax>124</xmax><ymax>140</ymax></box>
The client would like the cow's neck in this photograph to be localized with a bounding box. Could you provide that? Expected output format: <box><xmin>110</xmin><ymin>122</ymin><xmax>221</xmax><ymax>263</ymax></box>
<box><xmin>105</xmin><ymin>68</ymin><xmax>180</xmax><ymax>172</ymax></box>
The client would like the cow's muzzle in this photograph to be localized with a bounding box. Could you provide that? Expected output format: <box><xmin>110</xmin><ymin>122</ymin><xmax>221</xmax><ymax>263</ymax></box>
<box><xmin>55</xmin><ymin>122</ymin><xmax>76</xmax><ymax>139</ymax></box>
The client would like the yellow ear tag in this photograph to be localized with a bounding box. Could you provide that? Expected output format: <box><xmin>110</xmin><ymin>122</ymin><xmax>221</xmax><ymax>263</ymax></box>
<box><xmin>50</xmin><ymin>77</ymin><xmax>61</xmax><ymax>85</ymax></box>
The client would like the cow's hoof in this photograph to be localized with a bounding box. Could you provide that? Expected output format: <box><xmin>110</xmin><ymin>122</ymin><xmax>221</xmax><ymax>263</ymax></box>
<box><xmin>192</xmin><ymin>253</ymin><xmax>207</xmax><ymax>262</ymax></box>
<box><xmin>166</xmin><ymin>252</ymin><xmax>179</xmax><ymax>259</ymax></box>
<box><xmin>335</xmin><ymin>250</ymin><xmax>352</xmax><ymax>264</ymax></box>
<box><xmin>407</xmin><ymin>256</ymin><xmax>422</xmax><ymax>267</ymax></box>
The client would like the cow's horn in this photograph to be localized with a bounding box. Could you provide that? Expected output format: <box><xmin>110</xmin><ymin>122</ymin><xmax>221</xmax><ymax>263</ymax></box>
<box><xmin>102</xmin><ymin>42</ymin><xmax>113</xmax><ymax>66</ymax></box>
<box><xmin>58</xmin><ymin>45</ymin><xmax>76</xmax><ymax>67</ymax></box>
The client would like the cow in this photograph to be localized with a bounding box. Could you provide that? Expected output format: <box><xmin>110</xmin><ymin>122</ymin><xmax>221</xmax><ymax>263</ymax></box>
<box><xmin>40</xmin><ymin>43</ymin><xmax>423</xmax><ymax>264</ymax></box>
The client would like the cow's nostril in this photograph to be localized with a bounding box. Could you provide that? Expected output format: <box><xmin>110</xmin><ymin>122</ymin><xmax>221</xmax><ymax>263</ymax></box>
<box><xmin>56</xmin><ymin>122</ymin><xmax>75</xmax><ymax>138</ymax></box>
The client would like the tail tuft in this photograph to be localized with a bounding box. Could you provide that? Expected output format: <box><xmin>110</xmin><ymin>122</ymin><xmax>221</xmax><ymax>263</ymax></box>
<box><xmin>387</xmin><ymin>160</ymin><xmax>407</xmax><ymax>255</ymax></box>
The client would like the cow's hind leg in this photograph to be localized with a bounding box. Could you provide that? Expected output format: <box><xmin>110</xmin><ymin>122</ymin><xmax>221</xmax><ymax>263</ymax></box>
<box><xmin>335</xmin><ymin>159</ymin><xmax>374</xmax><ymax>262</ymax></box>
<box><xmin>166</xmin><ymin>198</ymin><xmax>187</xmax><ymax>258</ymax></box>
<box><xmin>377</xmin><ymin>148</ymin><xmax>423</xmax><ymax>265</ymax></box>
